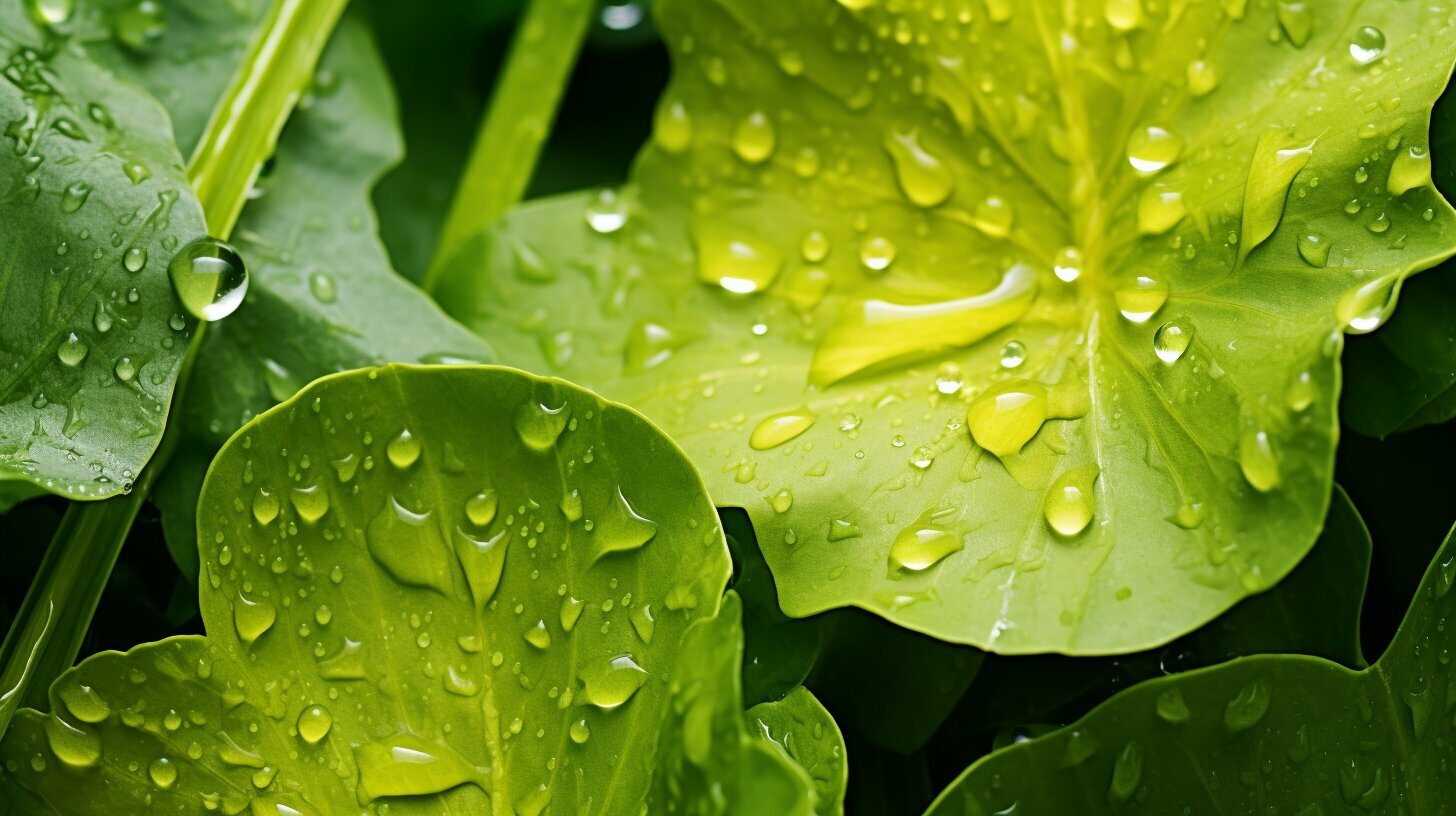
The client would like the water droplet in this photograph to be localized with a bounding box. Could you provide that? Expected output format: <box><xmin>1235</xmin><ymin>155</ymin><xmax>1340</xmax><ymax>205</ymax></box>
<box><xmin>966</xmin><ymin>379</ymin><xmax>1048</xmax><ymax>457</ymax></box>
<box><xmin>859</xmin><ymin>236</ymin><xmax>897</xmax><ymax>272</ymax></box>
<box><xmin>1156</xmin><ymin>688</ymin><xmax>1191</xmax><ymax>723</ymax></box>
<box><xmin>148</xmin><ymin>756</ymin><xmax>177</xmax><ymax>790</ymax></box>
<box><xmin>1107</xmin><ymin>742</ymin><xmax>1144</xmax><ymax>804</ymax></box>
<box><xmin>1276</xmin><ymin>2</ymin><xmax>1312</xmax><ymax>47</ymax></box>
<box><xmin>386</xmin><ymin>428</ymin><xmax>421</xmax><ymax>469</ymax></box>
<box><xmin>233</xmin><ymin>592</ymin><xmax>276</xmax><ymax>646</ymax></box>
<box><xmin>1127</xmin><ymin>125</ymin><xmax>1183</xmax><ymax>173</ymax></box>
<box><xmin>1115</xmin><ymin>276</ymin><xmax>1168</xmax><ymax>324</ymax></box>
<box><xmin>523</xmin><ymin>619</ymin><xmax>551</xmax><ymax>650</ymax></box>
<box><xmin>884</xmin><ymin>129</ymin><xmax>954</xmax><ymax>208</ymax></box>
<box><xmin>889</xmin><ymin>517</ymin><xmax>961</xmax><ymax>572</ymax></box>
<box><xmin>514</xmin><ymin>397</ymin><xmax>569</xmax><ymax>451</ymax></box>
<box><xmin>749</xmin><ymin>408</ymin><xmax>817</xmax><ymax>450</ymax></box>
<box><xmin>26</xmin><ymin>0</ymin><xmax>73</xmax><ymax>27</ymax></box>
<box><xmin>1137</xmin><ymin>185</ymin><xmax>1185</xmax><ymax>235</ymax></box>
<box><xmin>1286</xmin><ymin>370</ymin><xmax>1316</xmax><ymax>412</ymax></box>
<box><xmin>367</xmin><ymin>498</ymin><xmax>454</xmax><ymax>593</ymax></box>
<box><xmin>999</xmin><ymin>340</ymin><xmax>1027</xmax><ymax>369</ymax></box>
<box><xmin>733</xmin><ymin>111</ymin><xmax>776</xmax><ymax>164</ymax></box>
<box><xmin>290</xmin><ymin>485</ymin><xmax>329</xmax><ymax>523</ymax></box>
<box><xmin>353</xmin><ymin>735</ymin><xmax>486</xmax><ymax>803</ymax></box>
<box><xmin>1337</xmin><ymin>275</ymin><xmax>1399</xmax><ymax>334</ymax></box>
<box><xmin>593</xmin><ymin>487</ymin><xmax>658</xmax><ymax>561</ymax></box>
<box><xmin>1053</xmin><ymin>246</ymin><xmax>1083</xmax><ymax>282</ymax></box>
<box><xmin>60</xmin><ymin>182</ymin><xmax>91</xmax><ymax>213</ymax></box>
<box><xmin>582</xmin><ymin>654</ymin><xmax>648</xmax><ymax>710</ymax></box>
<box><xmin>112</xmin><ymin>0</ymin><xmax>166</xmax><ymax>50</ymax></box>
<box><xmin>630</xmin><ymin>603</ymin><xmax>656</xmax><ymax>643</ymax></box>
<box><xmin>569</xmin><ymin>718</ymin><xmax>591</xmax><ymax>744</ymax></box>
<box><xmin>584</xmin><ymin>189</ymin><xmax>628</xmax><ymax>234</ymax></box>
<box><xmin>121</xmin><ymin>245</ymin><xmax>147</xmax><ymax>273</ymax></box>
<box><xmin>1172</xmin><ymin>502</ymin><xmax>1206</xmax><ymax>530</ymax></box>
<box><xmin>459</xmin><ymin>490</ymin><xmax>498</xmax><ymax>528</ymax></box>
<box><xmin>1349</xmin><ymin>25</ymin><xmax>1385</xmax><ymax>65</ymax></box>
<box><xmin>694</xmin><ymin>224</ymin><xmax>782</xmax><ymax>294</ymax></box>
<box><xmin>57</xmin><ymin>332</ymin><xmax>87</xmax><ymax>367</ymax></box>
<box><xmin>1186</xmin><ymin>60</ymin><xmax>1218</xmax><ymax>95</ymax></box>
<box><xmin>168</xmin><ymin>237</ymin><xmax>248</xmax><ymax>322</ymax></box>
<box><xmin>308</xmin><ymin>271</ymin><xmax>336</xmax><ymax>303</ymax></box>
<box><xmin>1044</xmin><ymin>465</ymin><xmax>1099</xmax><ymax>537</ymax></box>
<box><xmin>1297</xmin><ymin>233</ymin><xmax>1329</xmax><ymax>267</ymax></box>
<box><xmin>1388</xmin><ymin>145</ymin><xmax>1431</xmax><ymax>196</ymax></box>
<box><xmin>45</xmin><ymin>718</ymin><xmax>99</xmax><ymax>767</ymax></box>
<box><xmin>113</xmin><ymin>356</ymin><xmax>137</xmax><ymax>382</ymax></box>
<box><xmin>654</xmin><ymin>100</ymin><xmax>692</xmax><ymax>153</ymax></box>
<box><xmin>57</xmin><ymin>684</ymin><xmax>109</xmax><ymax>723</ymax></box>
<box><xmin>560</xmin><ymin>596</ymin><xmax>586</xmax><ymax>631</ymax></box>
<box><xmin>1238</xmin><ymin>425</ymin><xmax>1280</xmax><ymax>492</ymax></box>
<box><xmin>973</xmin><ymin>196</ymin><xmax>1014</xmax><ymax>237</ymax></box>
<box><xmin>1153</xmin><ymin>320</ymin><xmax>1193</xmax><ymax>363</ymax></box>
<box><xmin>297</xmin><ymin>706</ymin><xmax>332</xmax><ymax>745</ymax></box>
<box><xmin>1103</xmin><ymin>0</ymin><xmax>1142</xmax><ymax>30</ymax></box>
<box><xmin>252</xmin><ymin>487</ymin><xmax>279</xmax><ymax>525</ymax></box>
<box><xmin>1223</xmin><ymin>677</ymin><xmax>1272</xmax><ymax>733</ymax></box>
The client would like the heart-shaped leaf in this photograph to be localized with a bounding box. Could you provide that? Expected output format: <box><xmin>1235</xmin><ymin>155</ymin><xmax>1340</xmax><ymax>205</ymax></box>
<box><xmin>921</xmin><ymin>508</ymin><xmax>1456</xmax><ymax>815</ymax></box>
<box><xmin>436</xmin><ymin>0</ymin><xmax>1456</xmax><ymax>652</ymax></box>
<box><xmin>0</xmin><ymin>365</ymin><xmax>831</xmax><ymax>814</ymax></box>
<box><xmin>0</xmin><ymin>2</ymin><xmax>208</xmax><ymax>503</ymax></box>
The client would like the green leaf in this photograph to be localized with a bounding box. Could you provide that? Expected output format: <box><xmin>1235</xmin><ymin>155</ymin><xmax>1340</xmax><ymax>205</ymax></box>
<box><xmin>747</xmin><ymin>686</ymin><xmax>849</xmax><ymax>816</ymax></box>
<box><xmin>0</xmin><ymin>3</ymin><xmax>208</xmax><ymax>501</ymax></box>
<box><xmin>0</xmin><ymin>364</ymin><xmax>827</xmax><ymax>814</ymax></box>
<box><xmin>940</xmin><ymin>484</ymin><xmax>1370</xmax><ymax>744</ymax></box>
<box><xmin>1341</xmin><ymin>82</ymin><xmax>1456</xmax><ymax>438</ymax></box>
<box><xmin>437</xmin><ymin>0</ymin><xmax>1456</xmax><ymax>653</ymax></box>
<box><xmin>726</xmin><ymin>507</ymin><xmax>824</xmax><ymax>706</ymax></box>
<box><xmin>922</xmin><ymin>512</ymin><xmax>1456</xmax><ymax>815</ymax></box>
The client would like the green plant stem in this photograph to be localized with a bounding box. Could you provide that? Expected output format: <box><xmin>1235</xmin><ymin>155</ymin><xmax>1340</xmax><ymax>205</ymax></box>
<box><xmin>0</xmin><ymin>0</ymin><xmax>348</xmax><ymax>740</ymax></box>
<box><xmin>424</xmin><ymin>0</ymin><xmax>596</xmax><ymax>290</ymax></box>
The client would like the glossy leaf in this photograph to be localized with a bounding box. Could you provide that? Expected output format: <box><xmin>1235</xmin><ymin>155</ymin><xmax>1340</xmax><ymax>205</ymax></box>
<box><xmin>0</xmin><ymin>364</ymin><xmax>830</xmax><ymax>814</ymax></box>
<box><xmin>437</xmin><ymin>0</ymin><xmax>1456</xmax><ymax>653</ymax></box>
<box><xmin>939</xmin><ymin>485</ymin><xmax>1370</xmax><ymax>746</ymax></box>
<box><xmin>747</xmin><ymin>687</ymin><xmax>848</xmax><ymax>816</ymax></box>
<box><xmin>923</xmin><ymin>514</ymin><xmax>1456</xmax><ymax>815</ymax></box>
<box><xmin>0</xmin><ymin>2</ymin><xmax>208</xmax><ymax>501</ymax></box>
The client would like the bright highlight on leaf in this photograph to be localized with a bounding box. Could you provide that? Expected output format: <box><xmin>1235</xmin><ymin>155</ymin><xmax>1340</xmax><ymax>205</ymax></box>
<box><xmin>438</xmin><ymin>0</ymin><xmax>1456</xmax><ymax>652</ymax></box>
<box><xmin>0</xmin><ymin>365</ymin><xmax>840</xmax><ymax>815</ymax></box>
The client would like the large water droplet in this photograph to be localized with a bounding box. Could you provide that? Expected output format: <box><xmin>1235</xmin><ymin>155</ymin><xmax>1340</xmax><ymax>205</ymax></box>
<box><xmin>514</xmin><ymin>397</ymin><xmax>570</xmax><ymax>451</ymax></box>
<box><xmin>1186</xmin><ymin>60</ymin><xmax>1218</xmax><ymax>95</ymax></box>
<box><xmin>57</xmin><ymin>332</ymin><xmax>87</xmax><ymax>367</ymax></box>
<box><xmin>1053</xmin><ymin>246</ymin><xmax>1083</xmax><ymax>282</ymax></box>
<box><xmin>353</xmin><ymin>735</ymin><xmax>487</xmax><ymax>803</ymax></box>
<box><xmin>1153</xmin><ymin>320</ymin><xmax>1193</xmax><ymax>363</ymax></box>
<box><xmin>366</xmin><ymin>498</ymin><xmax>454</xmax><ymax>593</ymax></box>
<box><xmin>654</xmin><ymin>100</ymin><xmax>692</xmax><ymax>153</ymax></box>
<box><xmin>57</xmin><ymin>684</ymin><xmax>110</xmax><ymax>723</ymax></box>
<box><xmin>168</xmin><ymin>237</ymin><xmax>248</xmax><ymax>322</ymax></box>
<box><xmin>454</xmin><ymin>526</ymin><xmax>508</xmax><ymax>609</ymax></box>
<box><xmin>1126</xmin><ymin>126</ymin><xmax>1183</xmax><ymax>174</ymax></box>
<box><xmin>1337</xmin><ymin>275</ymin><xmax>1399</xmax><ymax>334</ymax></box>
<box><xmin>733</xmin><ymin>111</ymin><xmax>776</xmax><ymax>164</ymax></box>
<box><xmin>889</xmin><ymin>515</ymin><xmax>961</xmax><ymax>571</ymax></box>
<box><xmin>1349</xmin><ymin>25</ymin><xmax>1385</xmax><ymax>65</ymax></box>
<box><xmin>966</xmin><ymin>379</ymin><xmax>1048</xmax><ymax>457</ymax></box>
<box><xmin>749</xmin><ymin>408</ymin><xmax>817</xmax><ymax>450</ymax></box>
<box><xmin>112</xmin><ymin>0</ymin><xmax>167</xmax><ymax>50</ymax></box>
<box><xmin>592</xmin><ymin>487</ymin><xmax>658</xmax><ymax>561</ymax></box>
<box><xmin>148</xmin><ymin>756</ymin><xmax>177</xmax><ymax>790</ymax></box>
<box><xmin>1223</xmin><ymin>677</ymin><xmax>1272</xmax><ymax>733</ymax></box>
<box><xmin>694</xmin><ymin>224</ymin><xmax>782</xmax><ymax>294</ymax></box>
<box><xmin>1240</xmin><ymin>130</ymin><xmax>1313</xmax><ymax>260</ymax></box>
<box><xmin>297</xmin><ymin>706</ymin><xmax>332</xmax><ymax>745</ymax></box>
<box><xmin>1276</xmin><ymin>2</ymin><xmax>1312</xmax><ymax>47</ymax></box>
<box><xmin>884</xmin><ymin>129</ymin><xmax>954</xmax><ymax>208</ymax></box>
<box><xmin>1297</xmin><ymin>232</ymin><xmax>1329</xmax><ymax>267</ymax></box>
<box><xmin>1238</xmin><ymin>425</ymin><xmax>1280</xmax><ymax>492</ymax></box>
<box><xmin>290</xmin><ymin>485</ymin><xmax>329</xmax><ymax>524</ymax></box>
<box><xmin>252</xmin><ymin>487</ymin><xmax>279</xmax><ymax>526</ymax></box>
<box><xmin>1137</xmin><ymin>185</ymin><xmax>1185</xmax><ymax>235</ymax></box>
<box><xmin>1114</xmin><ymin>276</ymin><xmax>1168</xmax><ymax>324</ymax></box>
<box><xmin>465</xmin><ymin>490</ymin><xmax>498</xmax><ymax>527</ymax></box>
<box><xmin>582</xmin><ymin>654</ymin><xmax>649</xmax><ymax>710</ymax></box>
<box><xmin>45</xmin><ymin>718</ymin><xmax>100</xmax><ymax>768</ymax></box>
<box><xmin>1107</xmin><ymin>742</ymin><xmax>1144</xmax><ymax>804</ymax></box>
<box><xmin>386</xmin><ymin>428</ymin><xmax>421</xmax><ymax>469</ymax></box>
<box><xmin>1387</xmin><ymin>145</ymin><xmax>1431</xmax><ymax>196</ymax></box>
<box><xmin>26</xmin><ymin>0</ymin><xmax>73</xmax><ymax>27</ymax></box>
<box><xmin>233</xmin><ymin>592</ymin><xmax>276</xmax><ymax>646</ymax></box>
<box><xmin>1044</xmin><ymin>465</ymin><xmax>1099</xmax><ymax>537</ymax></box>
<box><xmin>584</xmin><ymin>189</ymin><xmax>628</xmax><ymax>234</ymax></box>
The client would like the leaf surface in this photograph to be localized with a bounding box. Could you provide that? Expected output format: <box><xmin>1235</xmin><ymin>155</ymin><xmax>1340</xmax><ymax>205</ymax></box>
<box><xmin>0</xmin><ymin>364</ymin><xmax>827</xmax><ymax>814</ymax></box>
<box><xmin>0</xmin><ymin>3</ymin><xmax>208</xmax><ymax>501</ymax></box>
<box><xmin>438</xmin><ymin>0</ymin><xmax>1456</xmax><ymax>652</ymax></box>
<box><xmin>921</xmin><ymin>510</ymin><xmax>1456</xmax><ymax>815</ymax></box>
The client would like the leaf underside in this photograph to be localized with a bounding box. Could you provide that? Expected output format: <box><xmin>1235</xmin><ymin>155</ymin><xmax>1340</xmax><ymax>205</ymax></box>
<box><xmin>438</xmin><ymin>0</ymin><xmax>1456</xmax><ymax>653</ymax></box>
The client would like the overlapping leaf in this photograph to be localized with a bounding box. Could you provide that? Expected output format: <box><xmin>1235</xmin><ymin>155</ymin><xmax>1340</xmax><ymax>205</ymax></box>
<box><xmin>0</xmin><ymin>364</ymin><xmax>837</xmax><ymax>815</ymax></box>
<box><xmin>923</xmin><ymin>513</ymin><xmax>1456</xmax><ymax>815</ymax></box>
<box><xmin>436</xmin><ymin>0</ymin><xmax>1456</xmax><ymax>652</ymax></box>
<box><xmin>0</xmin><ymin>2</ymin><xmax>208</xmax><ymax>503</ymax></box>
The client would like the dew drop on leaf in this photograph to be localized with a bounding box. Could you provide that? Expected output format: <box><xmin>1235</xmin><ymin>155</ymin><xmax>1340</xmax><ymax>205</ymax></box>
<box><xmin>1044</xmin><ymin>465</ymin><xmax>1099</xmax><ymax>537</ymax></box>
<box><xmin>1126</xmin><ymin>125</ymin><xmax>1183</xmax><ymax>174</ymax></box>
<box><xmin>1349</xmin><ymin>25</ymin><xmax>1386</xmax><ymax>65</ymax></box>
<box><xmin>352</xmin><ymin>735</ymin><xmax>486</xmax><ymax>803</ymax></box>
<box><xmin>1238</xmin><ymin>426</ymin><xmax>1281</xmax><ymax>493</ymax></box>
<box><xmin>749</xmin><ymin>407</ymin><xmax>817</xmax><ymax>450</ymax></box>
<box><xmin>732</xmin><ymin>111</ymin><xmax>776</xmax><ymax>164</ymax></box>
<box><xmin>883</xmin><ymin>129</ymin><xmax>954</xmax><ymax>208</ymax></box>
<box><xmin>889</xmin><ymin>516</ymin><xmax>961</xmax><ymax>572</ymax></box>
<box><xmin>386</xmin><ymin>428</ymin><xmax>421</xmax><ymax>469</ymax></box>
<box><xmin>168</xmin><ymin>237</ymin><xmax>248</xmax><ymax>322</ymax></box>
<box><xmin>57</xmin><ymin>332</ymin><xmax>87</xmax><ymax>367</ymax></box>
<box><xmin>1114</xmin><ymin>276</ymin><xmax>1168</xmax><ymax>324</ymax></box>
<box><xmin>1153</xmin><ymin>320</ymin><xmax>1193</xmax><ymax>363</ymax></box>
<box><xmin>966</xmin><ymin>379</ymin><xmax>1048</xmax><ymax>458</ymax></box>
<box><xmin>582</xmin><ymin>654</ymin><xmax>649</xmax><ymax>710</ymax></box>
<box><xmin>112</xmin><ymin>0</ymin><xmax>167</xmax><ymax>50</ymax></box>
<box><xmin>296</xmin><ymin>706</ymin><xmax>332</xmax><ymax>745</ymax></box>
<box><xmin>1387</xmin><ymin>145</ymin><xmax>1432</xmax><ymax>196</ymax></box>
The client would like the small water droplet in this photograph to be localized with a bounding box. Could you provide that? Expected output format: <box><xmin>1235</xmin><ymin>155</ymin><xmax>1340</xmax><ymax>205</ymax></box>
<box><xmin>749</xmin><ymin>408</ymin><xmax>817</xmax><ymax>450</ymax></box>
<box><xmin>1238</xmin><ymin>425</ymin><xmax>1280</xmax><ymax>492</ymax></box>
<box><xmin>514</xmin><ymin>398</ymin><xmax>570</xmax><ymax>451</ymax></box>
<box><xmin>112</xmin><ymin>0</ymin><xmax>167</xmax><ymax>50</ymax></box>
<box><xmin>386</xmin><ymin>428</ymin><xmax>421</xmax><ymax>469</ymax></box>
<box><xmin>26</xmin><ymin>0</ymin><xmax>73</xmax><ymax>27</ymax></box>
<box><xmin>1337</xmin><ymin>275</ymin><xmax>1399</xmax><ymax>334</ymax></box>
<box><xmin>1115</xmin><ymin>275</ymin><xmax>1168</xmax><ymax>323</ymax></box>
<box><xmin>297</xmin><ymin>706</ymin><xmax>332</xmax><ymax>745</ymax></box>
<box><xmin>1388</xmin><ymin>145</ymin><xmax>1431</xmax><ymax>196</ymax></box>
<box><xmin>884</xmin><ymin>129</ymin><xmax>954</xmax><ymax>208</ymax></box>
<box><xmin>584</xmin><ymin>189</ymin><xmax>628</xmax><ymax>233</ymax></box>
<box><xmin>1127</xmin><ymin>125</ymin><xmax>1183</xmax><ymax>173</ymax></box>
<box><xmin>148</xmin><ymin>756</ymin><xmax>177</xmax><ymax>790</ymax></box>
<box><xmin>1153</xmin><ymin>320</ymin><xmax>1192</xmax><ymax>363</ymax></box>
<box><xmin>1186</xmin><ymin>60</ymin><xmax>1218</xmax><ymax>95</ymax></box>
<box><xmin>859</xmin><ymin>236</ymin><xmax>897</xmax><ymax>272</ymax></box>
<box><xmin>57</xmin><ymin>332</ymin><xmax>87</xmax><ymax>367</ymax></box>
<box><xmin>733</xmin><ymin>111</ymin><xmax>776</xmax><ymax>164</ymax></box>
<box><xmin>1053</xmin><ymin>246</ymin><xmax>1083</xmax><ymax>282</ymax></box>
<box><xmin>466</xmin><ymin>490</ymin><xmax>498</xmax><ymax>527</ymax></box>
<box><xmin>1349</xmin><ymin>25</ymin><xmax>1385</xmax><ymax>65</ymax></box>
<box><xmin>1044</xmin><ymin>465</ymin><xmax>1099</xmax><ymax>537</ymax></box>
<box><xmin>999</xmin><ymin>340</ymin><xmax>1027</xmax><ymax>369</ymax></box>
<box><xmin>1297</xmin><ymin>232</ymin><xmax>1329</xmax><ymax>267</ymax></box>
<box><xmin>569</xmin><ymin>718</ymin><xmax>591</xmax><ymax>744</ymax></box>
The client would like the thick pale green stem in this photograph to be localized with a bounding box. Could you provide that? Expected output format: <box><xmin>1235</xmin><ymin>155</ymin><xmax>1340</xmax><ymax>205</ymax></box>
<box><xmin>0</xmin><ymin>0</ymin><xmax>348</xmax><ymax>739</ymax></box>
<box><xmin>425</xmin><ymin>0</ymin><xmax>596</xmax><ymax>289</ymax></box>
